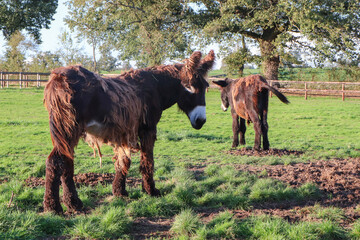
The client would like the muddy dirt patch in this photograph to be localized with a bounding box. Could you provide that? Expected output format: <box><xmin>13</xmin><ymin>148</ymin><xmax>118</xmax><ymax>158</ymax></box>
<box><xmin>227</xmin><ymin>148</ymin><xmax>304</xmax><ymax>157</ymax></box>
<box><xmin>236</xmin><ymin>158</ymin><xmax>360</xmax><ymax>208</ymax></box>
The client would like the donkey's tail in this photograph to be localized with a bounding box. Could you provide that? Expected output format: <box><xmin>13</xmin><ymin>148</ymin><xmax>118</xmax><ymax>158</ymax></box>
<box><xmin>263</xmin><ymin>84</ymin><xmax>290</xmax><ymax>104</ymax></box>
<box><xmin>44</xmin><ymin>70</ymin><xmax>78</xmax><ymax>159</ymax></box>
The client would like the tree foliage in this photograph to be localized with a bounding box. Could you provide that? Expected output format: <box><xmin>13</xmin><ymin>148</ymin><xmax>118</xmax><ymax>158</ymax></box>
<box><xmin>57</xmin><ymin>30</ymin><xmax>93</xmax><ymax>69</ymax></box>
<box><xmin>65</xmin><ymin>0</ymin><xmax>195</xmax><ymax>67</ymax></box>
<box><xmin>0</xmin><ymin>0</ymin><xmax>58</xmax><ymax>42</ymax></box>
<box><xmin>65</xmin><ymin>0</ymin><xmax>108</xmax><ymax>71</ymax></box>
<box><xmin>0</xmin><ymin>31</ymin><xmax>28</xmax><ymax>71</ymax></box>
<box><xmin>190</xmin><ymin>0</ymin><xmax>360</xmax><ymax>79</ymax></box>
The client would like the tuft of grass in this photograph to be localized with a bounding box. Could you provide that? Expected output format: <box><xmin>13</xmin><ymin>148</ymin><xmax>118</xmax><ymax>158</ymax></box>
<box><xmin>249</xmin><ymin>178</ymin><xmax>295</xmax><ymax>202</ymax></box>
<box><xmin>205</xmin><ymin>211</ymin><xmax>237</xmax><ymax>239</ymax></box>
<box><xmin>127</xmin><ymin>195</ymin><xmax>181</xmax><ymax>217</ymax></box>
<box><xmin>0</xmin><ymin>207</ymin><xmax>70</xmax><ymax>239</ymax></box>
<box><xmin>170</xmin><ymin>209</ymin><xmax>201</xmax><ymax>237</ymax></box>
<box><xmin>310</xmin><ymin>204</ymin><xmax>346</xmax><ymax>223</ymax></box>
<box><xmin>350</xmin><ymin>219</ymin><xmax>360</xmax><ymax>239</ymax></box>
<box><xmin>68</xmin><ymin>206</ymin><xmax>131</xmax><ymax>239</ymax></box>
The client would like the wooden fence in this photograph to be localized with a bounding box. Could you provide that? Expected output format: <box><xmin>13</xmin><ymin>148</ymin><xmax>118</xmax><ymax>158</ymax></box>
<box><xmin>1</xmin><ymin>73</ymin><xmax>360</xmax><ymax>100</ymax></box>
<box><xmin>209</xmin><ymin>77</ymin><xmax>360</xmax><ymax>101</ymax></box>
<box><xmin>0</xmin><ymin>72</ymin><xmax>50</xmax><ymax>88</ymax></box>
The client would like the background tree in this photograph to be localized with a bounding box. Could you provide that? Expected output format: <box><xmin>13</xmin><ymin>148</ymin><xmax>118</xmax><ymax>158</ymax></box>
<box><xmin>65</xmin><ymin>0</ymin><xmax>108</xmax><ymax>72</ymax></box>
<box><xmin>220</xmin><ymin>35</ymin><xmax>260</xmax><ymax>77</ymax></box>
<box><xmin>27</xmin><ymin>51</ymin><xmax>62</xmax><ymax>72</ymax></box>
<box><xmin>65</xmin><ymin>0</ymin><xmax>194</xmax><ymax>67</ymax></box>
<box><xmin>190</xmin><ymin>0</ymin><xmax>360</xmax><ymax>80</ymax></box>
<box><xmin>57</xmin><ymin>30</ymin><xmax>93</xmax><ymax>69</ymax></box>
<box><xmin>0</xmin><ymin>0</ymin><xmax>58</xmax><ymax>43</ymax></box>
<box><xmin>0</xmin><ymin>31</ymin><xmax>30</xmax><ymax>71</ymax></box>
<box><xmin>97</xmin><ymin>46</ymin><xmax>119</xmax><ymax>72</ymax></box>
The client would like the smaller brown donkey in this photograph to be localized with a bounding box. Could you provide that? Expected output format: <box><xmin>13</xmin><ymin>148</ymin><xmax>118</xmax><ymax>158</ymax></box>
<box><xmin>213</xmin><ymin>75</ymin><xmax>289</xmax><ymax>150</ymax></box>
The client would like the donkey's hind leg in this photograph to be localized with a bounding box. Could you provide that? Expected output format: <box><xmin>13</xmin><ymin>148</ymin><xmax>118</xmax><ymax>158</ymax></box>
<box><xmin>248</xmin><ymin>110</ymin><xmax>262</xmax><ymax>151</ymax></box>
<box><xmin>260</xmin><ymin>109</ymin><xmax>269</xmax><ymax>150</ymax></box>
<box><xmin>112</xmin><ymin>146</ymin><xmax>131</xmax><ymax>197</ymax></box>
<box><xmin>43</xmin><ymin>149</ymin><xmax>65</xmax><ymax>213</ymax></box>
<box><xmin>61</xmin><ymin>156</ymin><xmax>83</xmax><ymax>213</ymax></box>
<box><xmin>139</xmin><ymin>130</ymin><xmax>160</xmax><ymax>197</ymax></box>
<box><xmin>239</xmin><ymin>117</ymin><xmax>247</xmax><ymax>145</ymax></box>
<box><xmin>231</xmin><ymin>111</ymin><xmax>240</xmax><ymax>148</ymax></box>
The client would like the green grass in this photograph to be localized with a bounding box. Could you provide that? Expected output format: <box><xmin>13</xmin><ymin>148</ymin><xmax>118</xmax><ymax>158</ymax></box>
<box><xmin>0</xmin><ymin>88</ymin><xmax>359</xmax><ymax>239</ymax></box>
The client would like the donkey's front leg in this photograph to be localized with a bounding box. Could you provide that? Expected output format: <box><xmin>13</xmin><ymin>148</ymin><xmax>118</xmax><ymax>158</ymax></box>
<box><xmin>43</xmin><ymin>149</ymin><xmax>64</xmax><ymax>214</ymax></box>
<box><xmin>139</xmin><ymin>130</ymin><xmax>160</xmax><ymax>196</ymax></box>
<box><xmin>112</xmin><ymin>147</ymin><xmax>131</xmax><ymax>197</ymax></box>
<box><xmin>61</xmin><ymin>156</ymin><xmax>83</xmax><ymax>213</ymax></box>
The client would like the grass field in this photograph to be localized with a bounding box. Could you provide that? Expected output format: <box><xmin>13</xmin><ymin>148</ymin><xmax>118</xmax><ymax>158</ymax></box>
<box><xmin>0</xmin><ymin>88</ymin><xmax>360</xmax><ymax>239</ymax></box>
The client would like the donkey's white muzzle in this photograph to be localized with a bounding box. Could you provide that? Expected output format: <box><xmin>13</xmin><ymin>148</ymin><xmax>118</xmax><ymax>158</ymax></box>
<box><xmin>221</xmin><ymin>103</ymin><xmax>228</xmax><ymax>112</ymax></box>
<box><xmin>188</xmin><ymin>106</ymin><xmax>206</xmax><ymax>130</ymax></box>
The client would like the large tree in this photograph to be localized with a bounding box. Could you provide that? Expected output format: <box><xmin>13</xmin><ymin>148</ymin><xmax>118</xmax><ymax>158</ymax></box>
<box><xmin>65</xmin><ymin>0</ymin><xmax>194</xmax><ymax>67</ymax></box>
<box><xmin>190</xmin><ymin>0</ymin><xmax>360</xmax><ymax>80</ymax></box>
<box><xmin>0</xmin><ymin>0</ymin><xmax>58</xmax><ymax>43</ymax></box>
<box><xmin>65</xmin><ymin>0</ymin><xmax>108</xmax><ymax>71</ymax></box>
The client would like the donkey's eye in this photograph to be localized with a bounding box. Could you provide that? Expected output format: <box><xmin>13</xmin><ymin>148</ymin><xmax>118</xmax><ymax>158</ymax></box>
<box><xmin>185</xmin><ymin>86</ymin><xmax>196</xmax><ymax>93</ymax></box>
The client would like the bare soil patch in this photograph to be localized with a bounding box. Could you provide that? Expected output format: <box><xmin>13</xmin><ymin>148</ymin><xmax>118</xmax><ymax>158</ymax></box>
<box><xmin>227</xmin><ymin>147</ymin><xmax>304</xmax><ymax>157</ymax></box>
<box><xmin>235</xmin><ymin>157</ymin><xmax>360</xmax><ymax>208</ymax></box>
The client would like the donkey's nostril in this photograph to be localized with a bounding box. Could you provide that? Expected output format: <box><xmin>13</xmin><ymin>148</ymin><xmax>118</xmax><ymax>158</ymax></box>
<box><xmin>195</xmin><ymin>118</ymin><xmax>206</xmax><ymax>129</ymax></box>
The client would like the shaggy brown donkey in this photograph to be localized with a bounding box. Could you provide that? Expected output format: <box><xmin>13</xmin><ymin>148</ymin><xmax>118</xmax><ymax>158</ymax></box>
<box><xmin>213</xmin><ymin>75</ymin><xmax>289</xmax><ymax>150</ymax></box>
<box><xmin>43</xmin><ymin>50</ymin><xmax>215</xmax><ymax>214</ymax></box>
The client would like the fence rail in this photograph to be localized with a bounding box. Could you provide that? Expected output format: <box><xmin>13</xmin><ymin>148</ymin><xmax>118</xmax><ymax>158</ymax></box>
<box><xmin>0</xmin><ymin>72</ymin><xmax>50</xmax><ymax>88</ymax></box>
<box><xmin>209</xmin><ymin>77</ymin><xmax>360</xmax><ymax>101</ymax></box>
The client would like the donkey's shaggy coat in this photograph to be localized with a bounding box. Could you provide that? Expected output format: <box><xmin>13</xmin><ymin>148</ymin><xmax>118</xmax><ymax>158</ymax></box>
<box><xmin>213</xmin><ymin>75</ymin><xmax>289</xmax><ymax>150</ymax></box>
<box><xmin>43</xmin><ymin>51</ymin><xmax>215</xmax><ymax>213</ymax></box>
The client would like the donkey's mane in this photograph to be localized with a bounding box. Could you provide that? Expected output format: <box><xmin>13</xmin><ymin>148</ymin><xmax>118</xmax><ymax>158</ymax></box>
<box><xmin>119</xmin><ymin>63</ymin><xmax>183</xmax><ymax>82</ymax></box>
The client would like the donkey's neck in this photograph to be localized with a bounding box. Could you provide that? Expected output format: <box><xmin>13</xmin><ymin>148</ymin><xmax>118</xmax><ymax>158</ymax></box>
<box><xmin>152</xmin><ymin>72</ymin><xmax>184</xmax><ymax>111</ymax></box>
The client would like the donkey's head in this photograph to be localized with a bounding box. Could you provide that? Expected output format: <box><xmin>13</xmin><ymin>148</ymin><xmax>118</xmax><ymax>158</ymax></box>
<box><xmin>213</xmin><ymin>78</ymin><xmax>233</xmax><ymax>112</ymax></box>
<box><xmin>177</xmin><ymin>50</ymin><xmax>215</xmax><ymax>129</ymax></box>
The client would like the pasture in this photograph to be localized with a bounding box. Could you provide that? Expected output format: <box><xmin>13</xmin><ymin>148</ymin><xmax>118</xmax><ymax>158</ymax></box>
<box><xmin>0</xmin><ymin>88</ymin><xmax>360</xmax><ymax>239</ymax></box>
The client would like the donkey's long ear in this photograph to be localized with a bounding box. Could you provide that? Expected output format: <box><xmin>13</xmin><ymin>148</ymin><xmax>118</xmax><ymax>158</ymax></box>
<box><xmin>198</xmin><ymin>50</ymin><xmax>215</xmax><ymax>76</ymax></box>
<box><xmin>183</xmin><ymin>51</ymin><xmax>202</xmax><ymax>80</ymax></box>
<box><xmin>213</xmin><ymin>80</ymin><xmax>228</xmax><ymax>88</ymax></box>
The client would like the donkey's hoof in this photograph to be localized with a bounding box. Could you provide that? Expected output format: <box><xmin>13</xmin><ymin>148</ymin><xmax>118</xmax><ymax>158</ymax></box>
<box><xmin>150</xmin><ymin>188</ymin><xmax>161</xmax><ymax>197</ymax></box>
<box><xmin>113</xmin><ymin>189</ymin><xmax>129</xmax><ymax>197</ymax></box>
<box><xmin>43</xmin><ymin>202</ymin><xmax>63</xmax><ymax>215</ymax></box>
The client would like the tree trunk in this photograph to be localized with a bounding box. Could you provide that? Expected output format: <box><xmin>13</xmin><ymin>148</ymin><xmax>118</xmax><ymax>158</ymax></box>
<box><xmin>238</xmin><ymin>35</ymin><xmax>246</xmax><ymax>77</ymax></box>
<box><xmin>259</xmin><ymin>39</ymin><xmax>280</xmax><ymax>80</ymax></box>
<box><xmin>92</xmin><ymin>38</ymin><xmax>97</xmax><ymax>72</ymax></box>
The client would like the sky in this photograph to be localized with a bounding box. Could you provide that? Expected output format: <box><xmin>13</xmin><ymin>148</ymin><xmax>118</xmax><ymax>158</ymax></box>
<box><xmin>0</xmin><ymin>0</ymin><xmax>92</xmax><ymax>56</ymax></box>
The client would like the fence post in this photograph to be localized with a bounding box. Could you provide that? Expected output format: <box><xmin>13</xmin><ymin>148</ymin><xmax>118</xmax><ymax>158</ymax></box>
<box><xmin>19</xmin><ymin>72</ymin><xmax>22</xmax><ymax>89</ymax></box>
<box><xmin>269</xmin><ymin>81</ymin><xmax>273</xmax><ymax>98</ymax></box>
<box><xmin>305</xmin><ymin>82</ymin><xmax>308</xmax><ymax>100</ymax></box>
<box><xmin>37</xmin><ymin>74</ymin><xmax>40</xmax><ymax>87</ymax></box>
<box><xmin>0</xmin><ymin>72</ymin><xmax>3</xmax><ymax>89</ymax></box>
<box><xmin>6</xmin><ymin>74</ymin><xmax>9</xmax><ymax>88</ymax></box>
<box><xmin>342</xmin><ymin>84</ymin><xmax>345</xmax><ymax>101</ymax></box>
